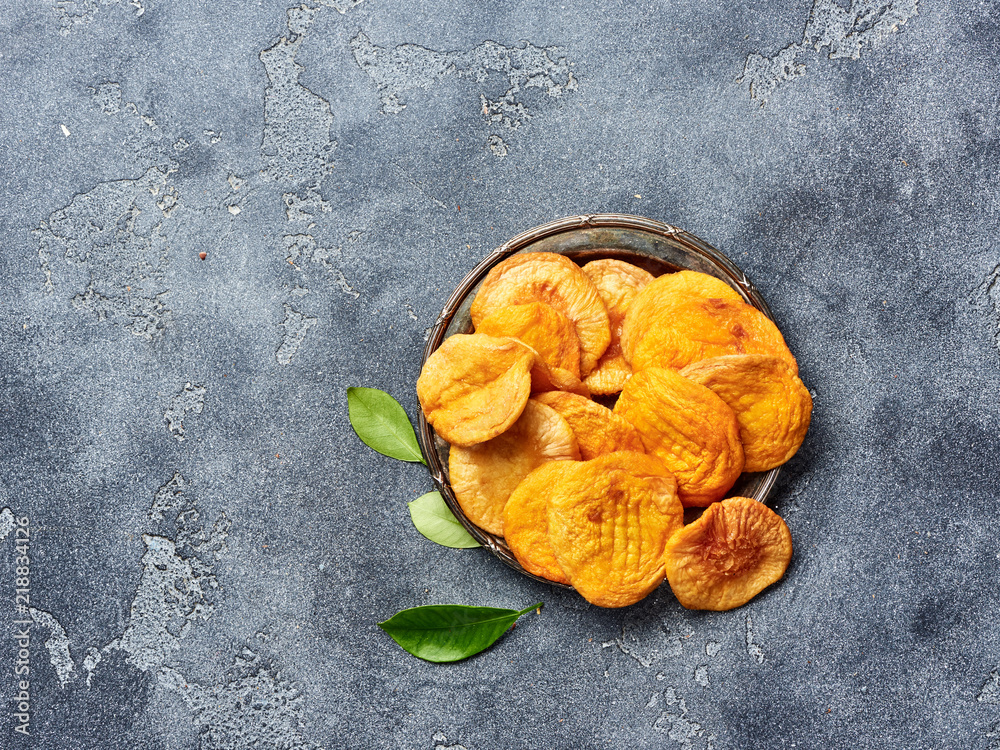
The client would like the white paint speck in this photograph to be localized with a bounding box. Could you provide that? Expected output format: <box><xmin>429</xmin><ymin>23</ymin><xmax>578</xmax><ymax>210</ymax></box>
<box><xmin>0</xmin><ymin>508</ymin><xmax>15</xmax><ymax>543</ymax></box>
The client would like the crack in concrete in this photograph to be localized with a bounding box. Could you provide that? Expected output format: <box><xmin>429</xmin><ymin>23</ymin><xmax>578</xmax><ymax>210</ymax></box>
<box><xmin>284</xmin><ymin>234</ymin><xmax>359</xmax><ymax>298</ymax></box>
<box><xmin>29</xmin><ymin>607</ymin><xmax>76</xmax><ymax>687</ymax></box>
<box><xmin>34</xmin><ymin>164</ymin><xmax>177</xmax><ymax>338</ymax></box>
<box><xmin>276</xmin><ymin>303</ymin><xmax>318</xmax><ymax>365</ymax></box>
<box><xmin>432</xmin><ymin>732</ymin><xmax>470</xmax><ymax>750</ymax></box>
<box><xmin>979</xmin><ymin>667</ymin><xmax>1000</xmax><ymax>704</ymax></box>
<box><xmin>163</xmin><ymin>383</ymin><xmax>206</xmax><ymax>442</ymax></box>
<box><xmin>650</xmin><ymin>687</ymin><xmax>717</xmax><ymax>748</ymax></box>
<box><xmin>745</xmin><ymin>614</ymin><xmax>764</xmax><ymax>664</ymax></box>
<box><xmin>975</xmin><ymin>264</ymin><xmax>1000</xmax><ymax>362</ymax></box>
<box><xmin>259</xmin><ymin>6</ymin><xmax>336</xmax><ymax>187</ymax></box>
<box><xmin>0</xmin><ymin>508</ymin><xmax>15</xmax><ymax>544</ymax></box>
<box><xmin>43</xmin><ymin>0</ymin><xmax>144</xmax><ymax>36</ymax></box>
<box><xmin>102</xmin><ymin>534</ymin><xmax>218</xmax><ymax>672</ymax></box>
<box><xmin>351</xmin><ymin>32</ymin><xmax>577</xmax><ymax>153</ymax></box>
<box><xmin>158</xmin><ymin>650</ymin><xmax>326</xmax><ymax>750</ymax></box>
<box><xmin>739</xmin><ymin>0</ymin><xmax>919</xmax><ymax>104</ymax></box>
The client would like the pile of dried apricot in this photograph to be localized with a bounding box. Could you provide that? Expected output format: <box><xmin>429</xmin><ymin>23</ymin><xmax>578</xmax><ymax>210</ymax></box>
<box><xmin>417</xmin><ymin>251</ymin><xmax>810</xmax><ymax>610</ymax></box>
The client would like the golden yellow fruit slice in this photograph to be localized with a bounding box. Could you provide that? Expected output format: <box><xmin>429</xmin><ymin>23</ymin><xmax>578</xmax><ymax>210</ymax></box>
<box><xmin>614</xmin><ymin>367</ymin><xmax>743</xmax><ymax>507</ymax></box>
<box><xmin>528</xmin><ymin>357</ymin><xmax>590</xmax><ymax>399</ymax></box>
<box><xmin>470</xmin><ymin>252</ymin><xmax>611</xmax><ymax>377</ymax></box>
<box><xmin>663</xmin><ymin>496</ymin><xmax>792</xmax><ymax>611</ymax></box>
<box><xmin>631</xmin><ymin>269</ymin><xmax>744</xmax><ymax>310</ymax></box>
<box><xmin>680</xmin><ymin>354</ymin><xmax>812</xmax><ymax>472</ymax></box>
<box><xmin>581</xmin><ymin>258</ymin><xmax>654</xmax><ymax>394</ymax></box>
<box><xmin>449</xmin><ymin>399</ymin><xmax>580</xmax><ymax>536</ymax></box>
<box><xmin>546</xmin><ymin>451</ymin><xmax>683</xmax><ymax>608</ymax></box>
<box><xmin>620</xmin><ymin>269</ymin><xmax>796</xmax><ymax>375</ymax></box>
<box><xmin>476</xmin><ymin>302</ymin><xmax>582</xmax><ymax>379</ymax></box>
<box><xmin>416</xmin><ymin>333</ymin><xmax>534</xmax><ymax>447</ymax></box>
<box><xmin>620</xmin><ymin>270</ymin><xmax>743</xmax><ymax>364</ymax></box>
<box><xmin>534</xmin><ymin>391</ymin><xmax>645</xmax><ymax>460</ymax></box>
<box><xmin>626</xmin><ymin>294</ymin><xmax>796</xmax><ymax>374</ymax></box>
<box><xmin>502</xmin><ymin>461</ymin><xmax>574</xmax><ymax>585</ymax></box>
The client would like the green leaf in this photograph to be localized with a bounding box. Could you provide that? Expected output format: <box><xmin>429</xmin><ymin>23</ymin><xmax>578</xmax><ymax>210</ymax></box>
<box><xmin>408</xmin><ymin>492</ymin><xmax>481</xmax><ymax>549</ymax></box>
<box><xmin>347</xmin><ymin>387</ymin><xmax>425</xmax><ymax>464</ymax></box>
<box><xmin>378</xmin><ymin>602</ymin><xmax>543</xmax><ymax>663</ymax></box>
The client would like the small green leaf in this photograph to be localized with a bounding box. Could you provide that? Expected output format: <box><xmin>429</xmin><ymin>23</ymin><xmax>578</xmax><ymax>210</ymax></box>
<box><xmin>408</xmin><ymin>492</ymin><xmax>481</xmax><ymax>549</ymax></box>
<box><xmin>378</xmin><ymin>602</ymin><xmax>542</xmax><ymax>663</ymax></box>
<box><xmin>347</xmin><ymin>387</ymin><xmax>425</xmax><ymax>464</ymax></box>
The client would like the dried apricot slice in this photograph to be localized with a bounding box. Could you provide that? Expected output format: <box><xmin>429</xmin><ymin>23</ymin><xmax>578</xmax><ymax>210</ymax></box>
<box><xmin>534</xmin><ymin>391</ymin><xmax>645</xmax><ymax>460</ymax></box>
<box><xmin>629</xmin><ymin>269</ymin><xmax>744</xmax><ymax>314</ymax></box>
<box><xmin>620</xmin><ymin>269</ymin><xmax>796</xmax><ymax>374</ymax></box>
<box><xmin>680</xmin><ymin>354</ymin><xmax>812</xmax><ymax>472</ymax></box>
<box><xmin>663</xmin><ymin>496</ymin><xmax>792</xmax><ymax>611</ymax></box>
<box><xmin>470</xmin><ymin>252</ymin><xmax>611</xmax><ymax>377</ymax></box>
<box><xmin>502</xmin><ymin>461</ymin><xmax>575</xmax><ymax>585</ymax></box>
<box><xmin>528</xmin><ymin>356</ymin><xmax>590</xmax><ymax>399</ymax></box>
<box><xmin>416</xmin><ymin>333</ymin><xmax>534</xmax><ymax>447</ymax></box>
<box><xmin>581</xmin><ymin>258</ymin><xmax>654</xmax><ymax>394</ymax></box>
<box><xmin>449</xmin><ymin>399</ymin><xmax>580</xmax><ymax>536</ymax></box>
<box><xmin>614</xmin><ymin>367</ymin><xmax>743</xmax><ymax>507</ymax></box>
<box><xmin>546</xmin><ymin>451</ymin><xmax>683</xmax><ymax>608</ymax></box>
<box><xmin>476</xmin><ymin>302</ymin><xmax>582</xmax><ymax>378</ymax></box>
<box><xmin>626</xmin><ymin>294</ymin><xmax>796</xmax><ymax>374</ymax></box>
<box><xmin>620</xmin><ymin>270</ymin><xmax>742</xmax><ymax>364</ymax></box>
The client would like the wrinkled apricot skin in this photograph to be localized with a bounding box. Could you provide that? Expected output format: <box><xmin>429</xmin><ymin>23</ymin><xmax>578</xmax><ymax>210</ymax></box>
<box><xmin>546</xmin><ymin>452</ymin><xmax>683</xmax><ymax>608</ymax></box>
<box><xmin>470</xmin><ymin>252</ymin><xmax>611</xmax><ymax>377</ymax></box>
<box><xmin>581</xmin><ymin>259</ymin><xmax>654</xmax><ymax>394</ymax></box>
<box><xmin>680</xmin><ymin>354</ymin><xmax>813</xmax><ymax>472</ymax></box>
<box><xmin>502</xmin><ymin>461</ymin><xmax>575</xmax><ymax>584</ymax></box>
<box><xmin>614</xmin><ymin>367</ymin><xmax>744</xmax><ymax>507</ymax></box>
<box><xmin>626</xmin><ymin>297</ymin><xmax>796</xmax><ymax>374</ymax></box>
<box><xmin>416</xmin><ymin>333</ymin><xmax>534</xmax><ymax>447</ymax></box>
<box><xmin>620</xmin><ymin>271</ymin><xmax>743</xmax><ymax>366</ymax></box>
<box><xmin>620</xmin><ymin>270</ymin><xmax>796</xmax><ymax>374</ymax></box>
<box><xmin>528</xmin><ymin>356</ymin><xmax>590</xmax><ymax>399</ymax></box>
<box><xmin>663</xmin><ymin>497</ymin><xmax>792</xmax><ymax>611</ymax></box>
<box><xmin>534</xmin><ymin>391</ymin><xmax>645</xmax><ymax>460</ymax></box>
<box><xmin>629</xmin><ymin>270</ymin><xmax>744</xmax><ymax>310</ymax></box>
<box><xmin>476</xmin><ymin>302</ymin><xmax>582</xmax><ymax>378</ymax></box>
<box><xmin>448</xmin><ymin>399</ymin><xmax>580</xmax><ymax>536</ymax></box>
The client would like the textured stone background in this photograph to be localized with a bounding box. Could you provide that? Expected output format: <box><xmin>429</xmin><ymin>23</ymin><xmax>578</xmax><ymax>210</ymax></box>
<box><xmin>1</xmin><ymin>0</ymin><xmax>999</xmax><ymax>747</ymax></box>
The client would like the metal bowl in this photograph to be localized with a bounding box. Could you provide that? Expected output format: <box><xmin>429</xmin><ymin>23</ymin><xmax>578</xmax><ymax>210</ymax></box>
<box><xmin>417</xmin><ymin>214</ymin><xmax>782</xmax><ymax>587</ymax></box>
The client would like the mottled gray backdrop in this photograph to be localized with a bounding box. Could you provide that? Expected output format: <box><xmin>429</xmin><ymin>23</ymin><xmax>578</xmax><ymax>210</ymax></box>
<box><xmin>2</xmin><ymin>0</ymin><xmax>999</xmax><ymax>748</ymax></box>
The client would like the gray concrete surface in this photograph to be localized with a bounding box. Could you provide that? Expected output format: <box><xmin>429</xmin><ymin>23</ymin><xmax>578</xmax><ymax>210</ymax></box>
<box><xmin>1</xmin><ymin>0</ymin><xmax>999</xmax><ymax>747</ymax></box>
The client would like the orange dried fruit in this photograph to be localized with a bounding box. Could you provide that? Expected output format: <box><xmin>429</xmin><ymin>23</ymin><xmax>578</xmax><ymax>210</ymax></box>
<box><xmin>546</xmin><ymin>451</ymin><xmax>683</xmax><ymax>608</ymax></box>
<box><xmin>416</xmin><ymin>333</ymin><xmax>535</xmax><ymax>447</ymax></box>
<box><xmin>627</xmin><ymin>295</ymin><xmax>796</xmax><ymax>374</ymax></box>
<box><xmin>614</xmin><ymin>367</ymin><xmax>743</xmax><ymax>507</ymax></box>
<box><xmin>680</xmin><ymin>354</ymin><xmax>812</xmax><ymax>472</ymax></box>
<box><xmin>448</xmin><ymin>399</ymin><xmax>580</xmax><ymax>536</ymax></box>
<box><xmin>581</xmin><ymin>258</ymin><xmax>654</xmax><ymax>394</ymax></box>
<box><xmin>663</xmin><ymin>496</ymin><xmax>792</xmax><ymax>611</ymax></box>
<box><xmin>502</xmin><ymin>461</ymin><xmax>575</xmax><ymax>585</ymax></box>
<box><xmin>476</xmin><ymin>302</ymin><xmax>582</xmax><ymax>378</ymax></box>
<box><xmin>629</xmin><ymin>269</ymin><xmax>744</xmax><ymax>312</ymax></box>
<box><xmin>470</xmin><ymin>252</ymin><xmax>611</xmax><ymax>377</ymax></box>
<box><xmin>620</xmin><ymin>270</ymin><xmax>743</xmax><ymax>364</ymax></box>
<box><xmin>620</xmin><ymin>269</ymin><xmax>796</xmax><ymax>374</ymax></box>
<box><xmin>533</xmin><ymin>390</ymin><xmax>645</xmax><ymax>460</ymax></box>
<box><xmin>528</xmin><ymin>356</ymin><xmax>590</xmax><ymax>399</ymax></box>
